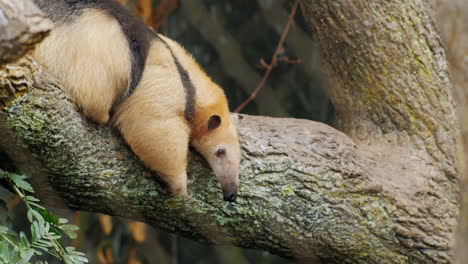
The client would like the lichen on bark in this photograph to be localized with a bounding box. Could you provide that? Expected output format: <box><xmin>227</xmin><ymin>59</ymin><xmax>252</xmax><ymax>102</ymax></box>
<box><xmin>0</xmin><ymin>57</ymin><xmax>454</xmax><ymax>263</ymax></box>
<box><xmin>0</xmin><ymin>0</ymin><xmax>461</xmax><ymax>263</ymax></box>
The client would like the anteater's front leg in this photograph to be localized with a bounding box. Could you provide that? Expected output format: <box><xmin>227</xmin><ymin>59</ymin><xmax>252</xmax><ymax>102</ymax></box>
<box><xmin>117</xmin><ymin>116</ymin><xmax>190</xmax><ymax>197</ymax></box>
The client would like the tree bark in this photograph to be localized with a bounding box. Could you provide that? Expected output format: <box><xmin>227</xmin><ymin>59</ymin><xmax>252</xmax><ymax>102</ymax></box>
<box><xmin>0</xmin><ymin>0</ymin><xmax>459</xmax><ymax>263</ymax></box>
<box><xmin>0</xmin><ymin>0</ymin><xmax>51</xmax><ymax>65</ymax></box>
<box><xmin>300</xmin><ymin>2</ymin><xmax>459</xmax><ymax>263</ymax></box>
<box><xmin>435</xmin><ymin>0</ymin><xmax>468</xmax><ymax>263</ymax></box>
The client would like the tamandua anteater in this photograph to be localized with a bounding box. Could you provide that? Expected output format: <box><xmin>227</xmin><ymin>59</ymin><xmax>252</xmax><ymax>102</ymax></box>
<box><xmin>32</xmin><ymin>0</ymin><xmax>240</xmax><ymax>202</ymax></box>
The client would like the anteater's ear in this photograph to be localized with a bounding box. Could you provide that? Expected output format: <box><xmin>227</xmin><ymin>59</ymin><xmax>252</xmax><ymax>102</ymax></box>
<box><xmin>207</xmin><ymin>115</ymin><xmax>221</xmax><ymax>130</ymax></box>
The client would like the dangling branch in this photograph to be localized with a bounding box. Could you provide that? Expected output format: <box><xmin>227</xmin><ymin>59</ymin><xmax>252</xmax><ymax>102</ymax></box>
<box><xmin>234</xmin><ymin>0</ymin><xmax>299</xmax><ymax>113</ymax></box>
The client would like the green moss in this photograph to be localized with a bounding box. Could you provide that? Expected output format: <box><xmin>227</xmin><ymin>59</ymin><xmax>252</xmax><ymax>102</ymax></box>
<box><xmin>282</xmin><ymin>186</ymin><xmax>295</xmax><ymax>196</ymax></box>
<box><xmin>99</xmin><ymin>170</ymin><xmax>114</xmax><ymax>179</ymax></box>
<box><xmin>164</xmin><ymin>200</ymin><xmax>180</xmax><ymax>208</ymax></box>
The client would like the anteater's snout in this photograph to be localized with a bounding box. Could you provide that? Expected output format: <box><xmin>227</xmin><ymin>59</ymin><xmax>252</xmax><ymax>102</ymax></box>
<box><xmin>223</xmin><ymin>192</ymin><xmax>237</xmax><ymax>203</ymax></box>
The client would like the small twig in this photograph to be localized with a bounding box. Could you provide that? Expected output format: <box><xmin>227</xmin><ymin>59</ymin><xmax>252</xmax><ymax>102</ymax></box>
<box><xmin>234</xmin><ymin>0</ymin><xmax>299</xmax><ymax>113</ymax></box>
<box><xmin>278</xmin><ymin>56</ymin><xmax>302</xmax><ymax>64</ymax></box>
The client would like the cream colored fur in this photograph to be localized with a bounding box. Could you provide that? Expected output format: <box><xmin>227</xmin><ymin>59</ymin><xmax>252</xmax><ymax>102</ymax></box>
<box><xmin>157</xmin><ymin>36</ymin><xmax>224</xmax><ymax>109</ymax></box>
<box><xmin>114</xmin><ymin>36</ymin><xmax>240</xmax><ymax>197</ymax></box>
<box><xmin>158</xmin><ymin>37</ymin><xmax>241</xmax><ymax>197</ymax></box>
<box><xmin>33</xmin><ymin>9</ymin><xmax>131</xmax><ymax>124</ymax></box>
<box><xmin>33</xmin><ymin>9</ymin><xmax>240</xmax><ymax>198</ymax></box>
<box><xmin>113</xmin><ymin>38</ymin><xmax>191</xmax><ymax>195</ymax></box>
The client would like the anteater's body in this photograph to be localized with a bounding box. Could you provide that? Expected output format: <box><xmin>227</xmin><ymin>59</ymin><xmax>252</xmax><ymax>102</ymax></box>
<box><xmin>33</xmin><ymin>0</ymin><xmax>240</xmax><ymax>201</ymax></box>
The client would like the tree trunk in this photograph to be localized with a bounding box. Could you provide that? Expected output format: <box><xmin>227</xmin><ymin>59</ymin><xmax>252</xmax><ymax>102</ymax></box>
<box><xmin>299</xmin><ymin>2</ymin><xmax>459</xmax><ymax>262</ymax></box>
<box><xmin>435</xmin><ymin>0</ymin><xmax>468</xmax><ymax>263</ymax></box>
<box><xmin>0</xmin><ymin>0</ymin><xmax>51</xmax><ymax>65</ymax></box>
<box><xmin>0</xmin><ymin>0</ymin><xmax>459</xmax><ymax>263</ymax></box>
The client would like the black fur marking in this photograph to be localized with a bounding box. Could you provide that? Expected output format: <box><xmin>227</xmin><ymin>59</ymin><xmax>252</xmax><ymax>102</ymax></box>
<box><xmin>34</xmin><ymin>0</ymin><xmax>154</xmax><ymax>103</ymax></box>
<box><xmin>34</xmin><ymin>0</ymin><xmax>196</xmax><ymax>122</ymax></box>
<box><xmin>173</xmin><ymin>56</ymin><xmax>197</xmax><ymax>122</ymax></box>
<box><xmin>157</xmin><ymin>37</ymin><xmax>196</xmax><ymax>122</ymax></box>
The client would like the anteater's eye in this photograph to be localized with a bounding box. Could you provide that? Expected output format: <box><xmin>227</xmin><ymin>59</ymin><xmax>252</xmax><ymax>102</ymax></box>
<box><xmin>216</xmin><ymin>148</ymin><xmax>226</xmax><ymax>158</ymax></box>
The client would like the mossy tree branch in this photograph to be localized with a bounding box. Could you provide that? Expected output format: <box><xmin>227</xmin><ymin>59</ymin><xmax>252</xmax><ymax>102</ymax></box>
<box><xmin>0</xmin><ymin>0</ymin><xmax>460</xmax><ymax>263</ymax></box>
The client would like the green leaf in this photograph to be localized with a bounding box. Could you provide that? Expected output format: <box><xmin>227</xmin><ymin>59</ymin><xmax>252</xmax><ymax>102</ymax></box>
<box><xmin>0</xmin><ymin>246</ymin><xmax>9</xmax><ymax>260</ymax></box>
<box><xmin>60</xmin><ymin>224</ymin><xmax>79</xmax><ymax>231</ymax></box>
<box><xmin>26</xmin><ymin>202</ymin><xmax>45</xmax><ymax>210</ymax></box>
<box><xmin>49</xmin><ymin>226</ymin><xmax>61</xmax><ymax>236</ymax></box>
<box><xmin>31</xmin><ymin>210</ymin><xmax>45</xmax><ymax>228</ymax></box>
<box><xmin>0</xmin><ymin>226</ymin><xmax>8</xmax><ymax>234</ymax></box>
<box><xmin>19</xmin><ymin>232</ymin><xmax>29</xmax><ymax>247</ymax></box>
<box><xmin>31</xmin><ymin>221</ymin><xmax>40</xmax><ymax>241</ymax></box>
<box><xmin>69</xmin><ymin>254</ymin><xmax>89</xmax><ymax>263</ymax></box>
<box><xmin>65</xmin><ymin>246</ymin><xmax>76</xmax><ymax>252</ymax></box>
<box><xmin>20</xmin><ymin>248</ymin><xmax>34</xmax><ymax>262</ymax></box>
<box><xmin>31</xmin><ymin>244</ymin><xmax>49</xmax><ymax>252</ymax></box>
<box><xmin>36</xmin><ymin>207</ymin><xmax>59</xmax><ymax>226</ymax></box>
<box><xmin>60</xmin><ymin>224</ymin><xmax>79</xmax><ymax>239</ymax></box>
<box><xmin>46</xmin><ymin>249</ymin><xmax>60</xmax><ymax>259</ymax></box>
<box><xmin>62</xmin><ymin>229</ymin><xmax>77</xmax><ymax>240</ymax></box>
<box><xmin>26</xmin><ymin>210</ymin><xmax>32</xmax><ymax>223</ymax></box>
<box><xmin>0</xmin><ymin>172</ymin><xmax>88</xmax><ymax>263</ymax></box>
<box><xmin>43</xmin><ymin>222</ymin><xmax>50</xmax><ymax>237</ymax></box>
<box><xmin>44</xmin><ymin>234</ymin><xmax>61</xmax><ymax>240</ymax></box>
<box><xmin>69</xmin><ymin>250</ymin><xmax>86</xmax><ymax>257</ymax></box>
<box><xmin>25</xmin><ymin>196</ymin><xmax>40</xmax><ymax>202</ymax></box>
<box><xmin>7</xmin><ymin>173</ymin><xmax>33</xmax><ymax>193</ymax></box>
<box><xmin>44</xmin><ymin>229</ymin><xmax>61</xmax><ymax>239</ymax></box>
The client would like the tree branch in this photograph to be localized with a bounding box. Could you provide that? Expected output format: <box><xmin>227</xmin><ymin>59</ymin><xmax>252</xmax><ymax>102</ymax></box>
<box><xmin>298</xmin><ymin>0</ymin><xmax>459</xmax><ymax>262</ymax></box>
<box><xmin>234</xmin><ymin>0</ymin><xmax>299</xmax><ymax>113</ymax></box>
<box><xmin>0</xmin><ymin>56</ymin><xmax>453</xmax><ymax>263</ymax></box>
<box><xmin>179</xmin><ymin>0</ymin><xmax>287</xmax><ymax>117</ymax></box>
<box><xmin>0</xmin><ymin>0</ymin><xmax>459</xmax><ymax>263</ymax></box>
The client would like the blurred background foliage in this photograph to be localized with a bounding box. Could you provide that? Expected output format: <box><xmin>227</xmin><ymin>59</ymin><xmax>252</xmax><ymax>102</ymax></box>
<box><xmin>127</xmin><ymin>0</ymin><xmax>332</xmax><ymax>122</ymax></box>
<box><xmin>68</xmin><ymin>2</ymin><xmax>328</xmax><ymax>262</ymax></box>
<box><xmin>3</xmin><ymin>0</ymin><xmax>327</xmax><ymax>263</ymax></box>
<box><xmin>1</xmin><ymin>0</ymin><xmax>466</xmax><ymax>263</ymax></box>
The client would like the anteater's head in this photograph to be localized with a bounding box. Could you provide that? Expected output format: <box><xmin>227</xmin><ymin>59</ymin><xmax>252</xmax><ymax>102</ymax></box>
<box><xmin>191</xmin><ymin>94</ymin><xmax>241</xmax><ymax>203</ymax></box>
<box><xmin>159</xmin><ymin>35</ymin><xmax>241</xmax><ymax>202</ymax></box>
